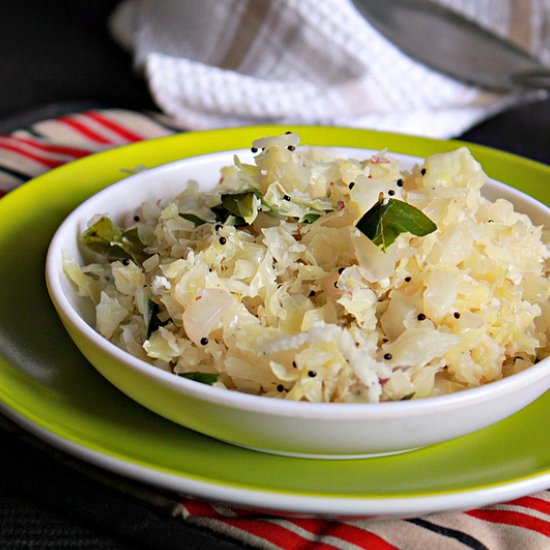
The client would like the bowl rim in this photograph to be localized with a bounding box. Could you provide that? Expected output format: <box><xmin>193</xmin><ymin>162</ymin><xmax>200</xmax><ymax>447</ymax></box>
<box><xmin>45</xmin><ymin>146</ymin><xmax>550</xmax><ymax>420</ymax></box>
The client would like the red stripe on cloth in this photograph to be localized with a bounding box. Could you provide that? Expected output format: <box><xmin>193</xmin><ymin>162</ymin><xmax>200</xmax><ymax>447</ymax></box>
<box><xmin>6</xmin><ymin>135</ymin><xmax>92</xmax><ymax>157</ymax></box>
<box><xmin>221</xmin><ymin>517</ymin><xmax>339</xmax><ymax>550</ymax></box>
<box><xmin>84</xmin><ymin>111</ymin><xmax>143</xmax><ymax>142</ymax></box>
<box><xmin>506</xmin><ymin>496</ymin><xmax>550</xmax><ymax>515</ymax></box>
<box><xmin>291</xmin><ymin>519</ymin><xmax>397</xmax><ymax>550</ymax></box>
<box><xmin>466</xmin><ymin>509</ymin><xmax>550</xmax><ymax>538</ymax></box>
<box><xmin>183</xmin><ymin>500</ymin><xmax>223</xmax><ymax>517</ymax></box>
<box><xmin>0</xmin><ymin>142</ymin><xmax>64</xmax><ymax>168</ymax></box>
<box><xmin>182</xmin><ymin>503</ymin><xmax>397</xmax><ymax>550</ymax></box>
<box><xmin>57</xmin><ymin>115</ymin><xmax>113</xmax><ymax>144</ymax></box>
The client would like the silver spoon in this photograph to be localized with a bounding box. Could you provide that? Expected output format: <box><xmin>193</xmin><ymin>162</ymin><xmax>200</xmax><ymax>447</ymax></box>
<box><xmin>351</xmin><ymin>0</ymin><xmax>550</xmax><ymax>91</ymax></box>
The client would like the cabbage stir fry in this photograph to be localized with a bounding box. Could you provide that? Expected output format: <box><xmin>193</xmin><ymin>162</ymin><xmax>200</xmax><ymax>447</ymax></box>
<box><xmin>65</xmin><ymin>133</ymin><xmax>550</xmax><ymax>402</ymax></box>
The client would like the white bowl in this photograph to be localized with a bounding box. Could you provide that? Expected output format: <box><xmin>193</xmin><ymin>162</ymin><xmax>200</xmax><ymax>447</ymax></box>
<box><xmin>46</xmin><ymin>147</ymin><xmax>550</xmax><ymax>459</ymax></box>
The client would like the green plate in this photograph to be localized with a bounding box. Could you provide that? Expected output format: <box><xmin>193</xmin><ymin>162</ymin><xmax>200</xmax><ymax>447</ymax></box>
<box><xmin>0</xmin><ymin>126</ymin><xmax>549</xmax><ymax>517</ymax></box>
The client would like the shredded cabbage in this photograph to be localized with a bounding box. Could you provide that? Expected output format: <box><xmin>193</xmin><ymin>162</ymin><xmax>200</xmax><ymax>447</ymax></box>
<box><xmin>64</xmin><ymin>134</ymin><xmax>550</xmax><ymax>403</ymax></box>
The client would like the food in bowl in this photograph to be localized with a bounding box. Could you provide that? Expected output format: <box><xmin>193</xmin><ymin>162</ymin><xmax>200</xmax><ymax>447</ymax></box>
<box><xmin>63</xmin><ymin>133</ymin><xmax>549</xmax><ymax>405</ymax></box>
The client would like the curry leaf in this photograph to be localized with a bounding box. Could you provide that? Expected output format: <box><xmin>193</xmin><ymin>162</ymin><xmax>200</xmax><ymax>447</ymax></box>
<box><xmin>221</xmin><ymin>191</ymin><xmax>259</xmax><ymax>224</ymax></box>
<box><xmin>355</xmin><ymin>197</ymin><xmax>437</xmax><ymax>251</ymax></box>
<box><xmin>210</xmin><ymin>203</ymin><xmax>246</xmax><ymax>227</ymax></box>
<box><xmin>300</xmin><ymin>212</ymin><xmax>321</xmax><ymax>224</ymax></box>
<box><xmin>82</xmin><ymin>216</ymin><xmax>148</xmax><ymax>262</ymax></box>
<box><xmin>179</xmin><ymin>372</ymin><xmax>219</xmax><ymax>385</ymax></box>
<box><xmin>178</xmin><ymin>212</ymin><xmax>209</xmax><ymax>226</ymax></box>
<box><xmin>146</xmin><ymin>299</ymin><xmax>171</xmax><ymax>338</ymax></box>
<box><xmin>82</xmin><ymin>216</ymin><xmax>123</xmax><ymax>255</ymax></box>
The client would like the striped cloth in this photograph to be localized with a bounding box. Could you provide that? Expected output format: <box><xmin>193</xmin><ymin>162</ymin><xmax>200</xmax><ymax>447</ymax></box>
<box><xmin>1</xmin><ymin>108</ymin><xmax>549</xmax><ymax>549</ymax></box>
<box><xmin>0</xmin><ymin>108</ymin><xmax>182</xmax><ymax>194</ymax></box>
<box><xmin>177</xmin><ymin>496</ymin><xmax>550</xmax><ymax>550</ymax></box>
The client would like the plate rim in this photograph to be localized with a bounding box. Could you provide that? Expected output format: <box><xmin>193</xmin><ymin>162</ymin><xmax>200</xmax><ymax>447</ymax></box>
<box><xmin>3</xmin><ymin>404</ymin><xmax>550</xmax><ymax>517</ymax></box>
<box><xmin>0</xmin><ymin>125</ymin><xmax>549</xmax><ymax>516</ymax></box>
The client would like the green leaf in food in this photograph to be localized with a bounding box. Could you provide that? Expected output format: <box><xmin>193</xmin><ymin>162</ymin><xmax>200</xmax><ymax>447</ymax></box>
<box><xmin>146</xmin><ymin>299</ymin><xmax>171</xmax><ymax>338</ymax></box>
<box><xmin>210</xmin><ymin>203</ymin><xmax>246</xmax><ymax>227</ymax></box>
<box><xmin>210</xmin><ymin>203</ymin><xmax>228</xmax><ymax>221</ymax></box>
<box><xmin>221</xmin><ymin>191</ymin><xmax>259</xmax><ymax>224</ymax></box>
<box><xmin>121</xmin><ymin>227</ymin><xmax>146</xmax><ymax>260</ymax></box>
<box><xmin>178</xmin><ymin>212</ymin><xmax>209</xmax><ymax>226</ymax></box>
<box><xmin>300</xmin><ymin>212</ymin><xmax>321</xmax><ymax>224</ymax></box>
<box><xmin>400</xmin><ymin>392</ymin><xmax>415</xmax><ymax>401</ymax></box>
<box><xmin>82</xmin><ymin>216</ymin><xmax>148</xmax><ymax>263</ymax></box>
<box><xmin>355</xmin><ymin>195</ymin><xmax>437</xmax><ymax>252</ymax></box>
<box><xmin>224</xmin><ymin>214</ymin><xmax>247</xmax><ymax>227</ymax></box>
<box><xmin>179</xmin><ymin>372</ymin><xmax>219</xmax><ymax>385</ymax></box>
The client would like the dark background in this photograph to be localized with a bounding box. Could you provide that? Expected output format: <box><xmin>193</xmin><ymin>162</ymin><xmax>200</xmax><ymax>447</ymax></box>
<box><xmin>0</xmin><ymin>1</ymin><xmax>548</xmax><ymax>549</ymax></box>
<box><xmin>0</xmin><ymin>0</ymin><xmax>155</xmax><ymax>130</ymax></box>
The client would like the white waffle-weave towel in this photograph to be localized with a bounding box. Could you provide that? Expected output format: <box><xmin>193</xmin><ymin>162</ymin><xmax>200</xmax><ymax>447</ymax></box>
<box><xmin>109</xmin><ymin>0</ymin><xmax>550</xmax><ymax>138</ymax></box>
